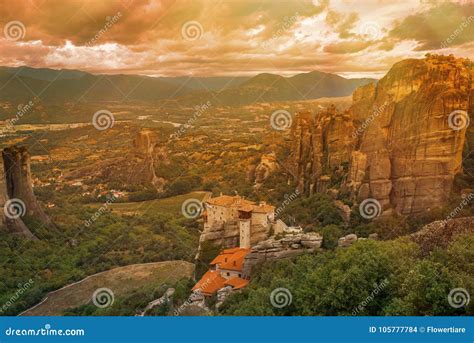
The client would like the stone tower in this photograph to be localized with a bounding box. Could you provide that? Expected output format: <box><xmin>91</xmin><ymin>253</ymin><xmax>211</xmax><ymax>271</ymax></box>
<box><xmin>239</xmin><ymin>219</ymin><xmax>251</xmax><ymax>249</ymax></box>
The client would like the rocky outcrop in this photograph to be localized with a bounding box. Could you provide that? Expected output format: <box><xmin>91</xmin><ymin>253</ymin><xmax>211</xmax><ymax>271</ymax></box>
<box><xmin>338</xmin><ymin>233</ymin><xmax>358</xmax><ymax>248</ymax></box>
<box><xmin>2</xmin><ymin>146</ymin><xmax>54</xmax><ymax>237</ymax></box>
<box><xmin>242</xmin><ymin>233</ymin><xmax>322</xmax><ymax>277</ymax></box>
<box><xmin>98</xmin><ymin>129</ymin><xmax>168</xmax><ymax>193</ymax></box>
<box><xmin>290</xmin><ymin>105</ymin><xmax>356</xmax><ymax>194</ymax></box>
<box><xmin>247</xmin><ymin>153</ymin><xmax>279</xmax><ymax>186</ymax></box>
<box><xmin>128</xmin><ymin>129</ymin><xmax>166</xmax><ymax>191</ymax></box>
<box><xmin>254</xmin><ymin>153</ymin><xmax>278</xmax><ymax>185</ymax></box>
<box><xmin>138</xmin><ymin>287</ymin><xmax>175</xmax><ymax>316</ymax></box>
<box><xmin>411</xmin><ymin>216</ymin><xmax>474</xmax><ymax>255</ymax></box>
<box><xmin>334</xmin><ymin>200</ymin><xmax>351</xmax><ymax>223</ymax></box>
<box><xmin>290</xmin><ymin>55</ymin><xmax>473</xmax><ymax>216</ymax></box>
<box><xmin>0</xmin><ymin>176</ymin><xmax>36</xmax><ymax>240</ymax></box>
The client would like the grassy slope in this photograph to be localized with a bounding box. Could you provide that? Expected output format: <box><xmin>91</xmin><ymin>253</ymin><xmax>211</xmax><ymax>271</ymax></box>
<box><xmin>21</xmin><ymin>261</ymin><xmax>194</xmax><ymax>316</ymax></box>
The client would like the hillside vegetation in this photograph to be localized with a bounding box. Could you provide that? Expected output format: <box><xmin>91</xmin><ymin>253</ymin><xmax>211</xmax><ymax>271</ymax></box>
<box><xmin>220</xmin><ymin>232</ymin><xmax>474</xmax><ymax>316</ymax></box>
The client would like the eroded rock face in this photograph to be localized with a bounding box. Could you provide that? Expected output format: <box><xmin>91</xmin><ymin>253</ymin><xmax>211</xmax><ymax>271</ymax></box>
<box><xmin>88</xmin><ymin>129</ymin><xmax>167</xmax><ymax>192</ymax></box>
<box><xmin>411</xmin><ymin>216</ymin><xmax>474</xmax><ymax>255</ymax></box>
<box><xmin>290</xmin><ymin>105</ymin><xmax>356</xmax><ymax>194</ymax></box>
<box><xmin>129</xmin><ymin>129</ymin><xmax>166</xmax><ymax>191</ymax></box>
<box><xmin>242</xmin><ymin>233</ymin><xmax>322</xmax><ymax>277</ymax></box>
<box><xmin>290</xmin><ymin>55</ymin><xmax>473</xmax><ymax>216</ymax></box>
<box><xmin>254</xmin><ymin>153</ymin><xmax>278</xmax><ymax>185</ymax></box>
<box><xmin>2</xmin><ymin>146</ymin><xmax>54</xmax><ymax>238</ymax></box>
<box><xmin>0</xmin><ymin>167</ymin><xmax>36</xmax><ymax>240</ymax></box>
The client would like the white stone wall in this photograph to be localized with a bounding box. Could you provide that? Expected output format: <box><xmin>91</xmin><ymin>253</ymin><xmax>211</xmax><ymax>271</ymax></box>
<box><xmin>251</xmin><ymin>212</ymin><xmax>269</xmax><ymax>226</ymax></box>
<box><xmin>220</xmin><ymin>269</ymin><xmax>243</xmax><ymax>279</ymax></box>
<box><xmin>206</xmin><ymin>204</ymin><xmax>233</xmax><ymax>228</ymax></box>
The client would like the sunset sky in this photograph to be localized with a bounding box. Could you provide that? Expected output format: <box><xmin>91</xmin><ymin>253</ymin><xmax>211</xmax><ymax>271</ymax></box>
<box><xmin>0</xmin><ymin>0</ymin><xmax>473</xmax><ymax>78</ymax></box>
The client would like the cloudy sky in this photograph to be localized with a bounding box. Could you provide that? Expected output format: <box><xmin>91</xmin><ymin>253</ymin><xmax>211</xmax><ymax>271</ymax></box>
<box><xmin>0</xmin><ymin>0</ymin><xmax>473</xmax><ymax>78</ymax></box>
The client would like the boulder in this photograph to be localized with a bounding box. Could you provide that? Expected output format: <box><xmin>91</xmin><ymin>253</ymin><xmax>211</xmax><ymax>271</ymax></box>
<box><xmin>338</xmin><ymin>234</ymin><xmax>358</xmax><ymax>248</ymax></box>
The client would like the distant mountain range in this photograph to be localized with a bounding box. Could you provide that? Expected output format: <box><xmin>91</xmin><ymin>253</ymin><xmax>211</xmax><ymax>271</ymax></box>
<box><xmin>174</xmin><ymin>71</ymin><xmax>375</xmax><ymax>106</ymax></box>
<box><xmin>0</xmin><ymin>66</ymin><xmax>375</xmax><ymax>106</ymax></box>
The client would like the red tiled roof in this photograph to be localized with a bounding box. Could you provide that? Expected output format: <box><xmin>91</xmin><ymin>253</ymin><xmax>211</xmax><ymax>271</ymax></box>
<box><xmin>194</xmin><ymin>248</ymin><xmax>252</xmax><ymax>296</ymax></box>
<box><xmin>210</xmin><ymin>247</ymin><xmax>250</xmax><ymax>268</ymax></box>
<box><xmin>192</xmin><ymin>270</ymin><xmax>226</xmax><ymax>296</ymax></box>
<box><xmin>219</xmin><ymin>248</ymin><xmax>250</xmax><ymax>271</ymax></box>
<box><xmin>210</xmin><ymin>254</ymin><xmax>226</xmax><ymax>265</ymax></box>
<box><xmin>225</xmin><ymin>277</ymin><xmax>249</xmax><ymax>290</ymax></box>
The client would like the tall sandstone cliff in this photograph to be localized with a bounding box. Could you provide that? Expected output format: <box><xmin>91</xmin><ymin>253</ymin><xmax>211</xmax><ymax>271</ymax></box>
<box><xmin>2</xmin><ymin>146</ymin><xmax>55</xmax><ymax>238</ymax></box>
<box><xmin>290</xmin><ymin>55</ymin><xmax>473</xmax><ymax>216</ymax></box>
<box><xmin>73</xmin><ymin>129</ymin><xmax>168</xmax><ymax>192</ymax></box>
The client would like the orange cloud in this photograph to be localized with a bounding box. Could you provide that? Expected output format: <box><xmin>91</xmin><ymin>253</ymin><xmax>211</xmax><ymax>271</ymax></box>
<box><xmin>0</xmin><ymin>0</ymin><xmax>472</xmax><ymax>78</ymax></box>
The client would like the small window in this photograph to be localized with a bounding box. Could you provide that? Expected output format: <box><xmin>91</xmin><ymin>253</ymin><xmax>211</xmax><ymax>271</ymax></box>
<box><xmin>238</xmin><ymin>274</ymin><xmax>242</xmax><ymax>277</ymax></box>
<box><xmin>227</xmin><ymin>272</ymin><xmax>230</xmax><ymax>276</ymax></box>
